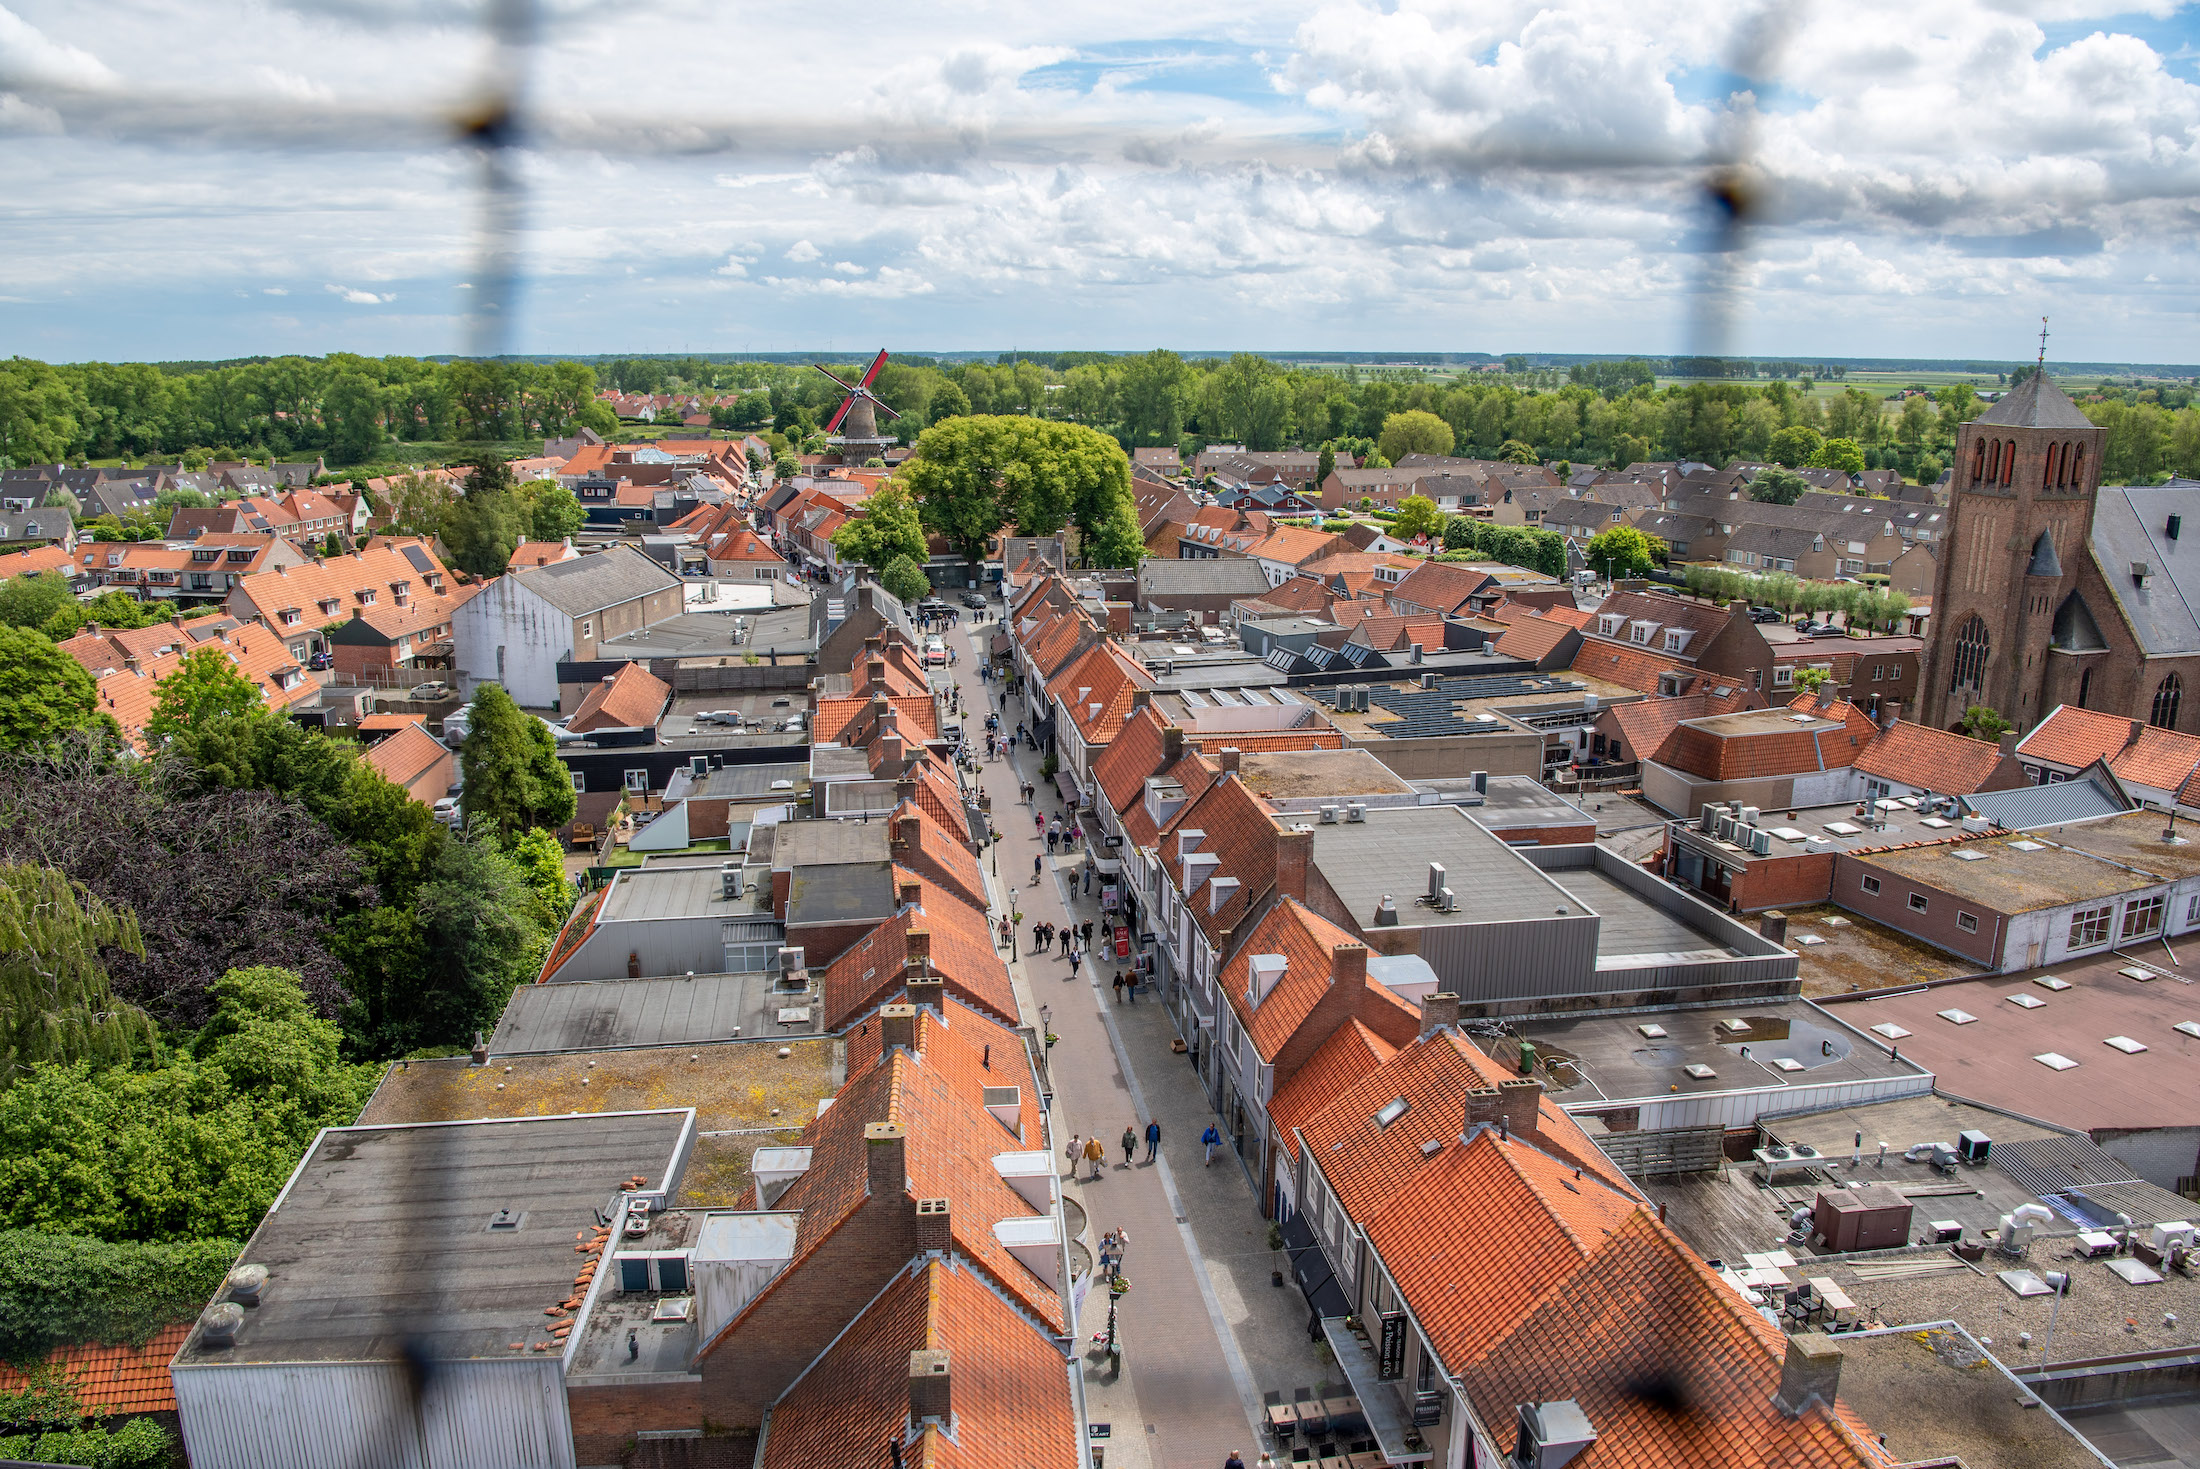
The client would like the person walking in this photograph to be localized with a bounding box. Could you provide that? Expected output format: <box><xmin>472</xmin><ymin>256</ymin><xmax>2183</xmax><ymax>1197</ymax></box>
<box><xmin>1081</xmin><ymin>919</ymin><xmax>1094</xmax><ymax>949</ymax></box>
<box><xmin>1144</xmin><ymin>1119</ymin><xmax>1161</xmax><ymax>1162</ymax></box>
<box><xmin>1032</xmin><ymin>853</ymin><xmax>1042</xmax><ymax>884</ymax></box>
<box><xmin>1067</xmin><ymin>946</ymin><xmax>1082</xmax><ymax>979</ymax></box>
<box><xmin>1064</xmin><ymin>1132</ymin><xmax>1082</xmax><ymax>1177</ymax></box>
<box><xmin>1112</xmin><ymin>972</ymin><xmax>1125</xmax><ymax>1004</ymax></box>
<box><xmin>1082</xmin><ymin>1134</ymin><xmax>1105</xmax><ymax>1180</ymax></box>
<box><xmin>1202</xmin><ymin>1123</ymin><xmax>1222</xmax><ymax>1166</ymax></box>
<box><xmin>1224</xmin><ymin>1451</ymin><xmax>1247</xmax><ymax>1469</ymax></box>
<box><xmin>1119</xmin><ymin>1125</ymin><xmax>1137</xmax><ymax>1167</ymax></box>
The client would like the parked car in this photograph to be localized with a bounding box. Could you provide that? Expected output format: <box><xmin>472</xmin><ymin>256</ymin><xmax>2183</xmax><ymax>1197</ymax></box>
<box><xmin>1793</xmin><ymin>620</ymin><xmax>1827</xmax><ymax>637</ymax></box>
<box><xmin>307</xmin><ymin>650</ymin><xmax>333</xmax><ymax>670</ymax></box>
<box><xmin>1747</xmin><ymin>606</ymin><xmax>1781</xmax><ymax>624</ymax></box>
<box><xmin>409</xmin><ymin>681</ymin><xmax>453</xmax><ymax>700</ymax></box>
<box><xmin>431</xmin><ymin>797</ymin><xmax>462</xmax><ymax>827</ymax></box>
<box><xmin>694</xmin><ymin>709</ymin><xmax>744</xmax><ymax>727</ymax></box>
<box><xmin>959</xmin><ymin>590</ymin><xmax>987</xmax><ymax>609</ymax></box>
<box><xmin>923</xmin><ymin>639</ymin><xmax>947</xmax><ymax>667</ymax></box>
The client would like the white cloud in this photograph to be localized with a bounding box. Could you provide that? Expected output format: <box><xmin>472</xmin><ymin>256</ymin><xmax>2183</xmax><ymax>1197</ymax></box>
<box><xmin>0</xmin><ymin>5</ymin><xmax>114</xmax><ymax>87</ymax></box>
<box><xmin>262</xmin><ymin>286</ymin><xmax>288</xmax><ymax>295</ymax></box>
<box><xmin>784</xmin><ymin>239</ymin><xmax>821</xmax><ymax>263</ymax></box>
<box><xmin>325</xmin><ymin>283</ymin><xmax>392</xmax><ymax>304</ymax></box>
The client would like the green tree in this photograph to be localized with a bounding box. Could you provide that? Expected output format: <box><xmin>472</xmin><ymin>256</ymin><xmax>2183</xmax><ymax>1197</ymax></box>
<box><xmin>1496</xmin><ymin>439</ymin><xmax>1539</xmax><ymax>465</ymax></box>
<box><xmin>1811</xmin><ymin>437</ymin><xmax>1866</xmax><ymax>477</ymax></box>
<box><xmin>1583</xmin><ymin>526</ymin><xmax>1664</xmax><ymax>578</ymax></box>
<box><xmin>0</xmin><ymin>576</ymin><xmax>76</xmax><ymax>634</ymax></box>
<box><xmin>1953</xmin><ymin>705</ymin><xmax>2013</xmax><ymax>742</ymax></box>
<box><xmin>458</xmin><ymin>684</ymin><xmax>575</xmax><ymax>844</ymax></box>
<box><xmin>771</xmin><ymin>449</ymin><xmax>800</xmax><ymax>481</ymax></box>
<box><xmin>1115</xmin><ymin>351</ymin><xmax>1186</xmax><ymax>445</ymax></box>
<box><xmin>1316</xmin><ymin>443</ymin><xmax>1336</xmax><ymax>488</ymax></box>
<box><xmin>1749</xmin><ymin>468</ymin><xmax>1809</xmax><ymax>505</ymax></box>
<box><xmin>0</xmin><ymin>966</ymin><xmax>376</xmax><ymax>1242</ymax></box>
<box><xmin>1767</xmin><ymin>425</ymin><xmax>1823</xmax><ymax>468</ymax></box>
<box><xmin>1791</xmin><ymin>667</ymin><xmax>1833</xmax><ymax>696</ymax></box>
<box><xmin>832</xmin><ymin>482</ymin><xmax>929</xmax><ymax>571</ymax></box>
<box><xmin>386</xmin><ymin>473</ymin><xmax>459</xmax><ymax>539</ymax></box>
<box><xmin>442</xmin><ymin>482</ymin><xmax>524</xmax><ymax>577</ymax></box>
<box><xmin>521</xmin><ymin>480</ymin><xmax>585</xmax><ymax>543</ymax></box>
<box><xmin>573</xmin><ymin>400</ymin><xmax>620</xmax><ymax>438</ymax></box>
<box><xmin>1377</xmin><ymin>410</ymin><xmax>1455</xmax><ymax>463</ymax></box>
<box><xmin>509</xmin><ymin>827</ymin><xmax>575</xmax><ymax>931</ymax></box>
<box><xmin>391</xmin><ymin>833</ymin><xmax>548</xmax><ymax>1051</ymax></box>
<box><xmin>0</xmin><ymin>866</ymin><xmax>155</xmax><ymax>1084</ymax></box>
<box><xmin>144</xmin><ymin>645</ymin><xmax>261</xmax><ymax>746</ymax></box>
<box><xmin>1391</xmin><ymin>494</ymin><xmax>1445</xmax><ymax>542</ymax></box>
<box><xmin>880</xmin><ymin>554</ymin><xmax>931</xmax><ymax>605</ymax></box>
<box><xmin>0</xmin><ymin>628</ymin><xmax>115</xmax><ymax>752</ymax></box>
<box><xmin>926</xmin><ymin>381</ymin><xmax>971</xmax><ymax>427</ymax></box>
<box><xmin>902</xmin><ymin>416</ymin><xmax>1139</xmax><ymax>571</ymax></box>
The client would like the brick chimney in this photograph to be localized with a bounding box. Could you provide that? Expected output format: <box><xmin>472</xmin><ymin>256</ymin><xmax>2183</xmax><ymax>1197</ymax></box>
<box><xmin>915</xmin><ymin>1198</ymin><xmax>951</xmax><ymax>1256</ymax></box>
<box><xmin>866</xmin><ymin>655</ymin><xmax>888</xmax><ymax>694</ymax></box>
<box><xmin>1879</xmin><ymin>699</ymin><xmax>1902</xmax><ymax>731</ymax></box>
<box><xmin>898</xmin><ymin>878</ymin><xmax>923</xmax><ymax>909</ymax></box>
<box><xmin>904</xmin><ymin>927</ymin><xmax>932</xmax><ymax>971</ymax></box>
<box><xmin>865</xmin><ymin>1121</ymin><xmax>907</xmax><ymax>1198</ymax></box>
<box><xmin>895</xmin><ymin>776</ymin><xmax>917</xmax><ymax>805</ymax></box>
<box><xmin>1775</xmin><ymin>1333</ymin><xmax>1844</xmax><ymax>1417</ymax></box>
<box><xmin>1333</xmin><ymin>941</ymin><xmax>1368</xmax><ymax>1011</ymax></box>
<box><xmin>1216</xmin><ymin>747</ymin><xmax>1242</xmax><ymax>775</ymax></box>
<box><xmin>1420</xmin><ymin>991</ymin><xmax>1460</xmax><ymax>1037</ymax></box>
<box><xmin>1129</xmin><ymin>688</ymin><xmax>1151</xmax><ymax>717</ymax></box>
<box><xmin>892</xmin><ymin>813</ymin><xmax>922</xmax><ymax>855</ymax></box>
<box><xmin>906</xmin><ymin>971</ymin><xmax>943</xmax><ymax>1015</ymax></box>
<box><xmin>879</xmin><ymin>1006</ymin><xmax>918</xmax><ymax>1054</ymax></box>
<box><xmin>1998</xmin><ymin>729</ymin><xmax>2018</xmax><ymax>756</ymax></box>
<box><xmin>1465</xmin><ymin>1078</ymin><xmax>1543</xmax><ymax>1138</ymax></box>
<box><xmin>908</xmin><ymin>1348</ymin><xmax>951</xmax><ymax>1424</ymax></box>
<box><xmin>1162</xmin><ymin>724</ymin><xmax>1185</xmax><ymax>764</ymax></box>
<box><xmin>1274</xmin><ymin>828</ymin><xmax>1312</xmax><ymax>902</ymax></box>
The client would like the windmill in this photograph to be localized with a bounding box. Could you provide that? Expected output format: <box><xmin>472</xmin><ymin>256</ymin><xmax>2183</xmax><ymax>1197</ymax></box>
<box><xmin>813</xmin><ymin>349</ymin><xmax>900</xmax><ymax>464</ymax></box>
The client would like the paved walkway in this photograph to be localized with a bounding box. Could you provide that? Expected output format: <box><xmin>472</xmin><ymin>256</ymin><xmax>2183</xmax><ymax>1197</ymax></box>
<box><xmin>940</xmin><ymin>614</ymin><xmax>1333</xmax><ymax>1469</ymax></box>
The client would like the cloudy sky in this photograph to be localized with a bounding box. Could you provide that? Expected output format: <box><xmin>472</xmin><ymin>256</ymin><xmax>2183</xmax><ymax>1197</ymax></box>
<box><xmin>1</xmin><ymin>0</ymin><xmax>2196</xmax><ymax>363</ymax></box>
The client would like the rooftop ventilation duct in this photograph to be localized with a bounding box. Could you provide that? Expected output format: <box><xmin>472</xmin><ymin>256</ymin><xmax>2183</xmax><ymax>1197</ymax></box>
<box><xmin>1514</xmin><ymin>1401</ymin><xmax>1597</xmax><ymax>1469</ymax></box>
<box><xmin>1375</xmin><ymin>895</ymin><xmax>1399</xmax><ymax>926</ymax></box>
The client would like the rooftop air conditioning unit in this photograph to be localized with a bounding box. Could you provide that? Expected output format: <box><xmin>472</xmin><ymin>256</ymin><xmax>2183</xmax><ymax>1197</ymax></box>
<box><xmin>1356</xmin><ymin>688</ymin><xmax>1372</xmax><ymax>713</ymax></box>
<box><xmin>1319</xmin><ymin>804</ymin><xmax>1340</xmax><ymax>823</ymax></box>
<box><xmin>1515</xmin><ymin>1401</ymin><xmax>1598</xmax><ymax>1469</ymax></box>
<box><xmin>1749</xmin><ymin>827</ymin><xmax>1772</xmax><ymax>856</ymax></box>
<box><xmin>1427</xmin><ymin>862</ymin><xmax>1447</xmax><ymax>900</ymax></box>
<box><xmin>720</xmin><ymin>863</ymin><xmax>742</xmax><ymax>899</ymax></box>
<box><xmin>1482</xmin><ymin>640</ymin><xmax>1495</xmax><ymax>655</ymax></box>
<box><xmin>1346</xmin><ymin>802</ymin><xmax>1367</xmax><ymax>823</ymax></box>
<box><xmin>1740</xmin><ymin>806</ymin><xmax>1760</xmax><ymax>826</ymax></box>
<box><xmin>1421</xmin><ymin>672</ymin><xmax>1437</xmax><ymax>689</ymax></box>
<box><xmin>1439</xmin><ymin>886</ymin><xmax>1457</xmax><ymax>913</ymax></box>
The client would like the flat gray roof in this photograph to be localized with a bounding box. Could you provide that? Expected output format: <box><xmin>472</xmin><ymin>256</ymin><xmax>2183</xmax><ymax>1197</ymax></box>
<box><xmin>173</xmin><ymin>1111</ymin><xmax>692</xmax><ymax>1365</ymax></box>
<box><xmin>1475</xmin><ymin>998</ymin><xmax>1922</xmax><ymax>1108</ymax></box>
<box><xmin>1548</xmin><ymin>867</ymin><xmax>1731</xmax><ymax>963</ymax></box>
<box><xmin>594</xmin><ymin>604</ymin><xmax>815</xmax><ymax>661</ymax></box>
<box><xmin>786</xmin><ymin>859</ymin><xmax>895</xmax><ymax>927</ymax></box>
<box><xmin>676</xmin><ymin>763</ymin><xmax>807</xmax><ymax>799</ymax></box>
<box><xmin>1306</xmin><ymin>805</ymin><xmax>1577</xmax><ymax>929</ymax></box>
<box><xmin>770</xmin><ymin>819</ymin><xmax>891</xmax><ymax>871</ymax></box>
<box><xmin>597</xmin><ymin>865</ymin><xmax>749</xmax><ymax>923</ymax></box>
<box><xmin>489</xmin><ymin>974</ymin><xmax>788</xmax><ymax>1054</ymax></box>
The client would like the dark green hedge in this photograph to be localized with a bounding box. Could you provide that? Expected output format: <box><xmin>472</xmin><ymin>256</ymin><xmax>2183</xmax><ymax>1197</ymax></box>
<box><xmin>0</xmin><ymin>1230</ymin><xmax>238</xmax><ymax>1364</ymax></box>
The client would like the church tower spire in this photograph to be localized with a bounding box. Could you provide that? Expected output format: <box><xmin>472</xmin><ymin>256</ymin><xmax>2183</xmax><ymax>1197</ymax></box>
<box><xmin>1918</xmin><ymin>353</ymin><xmax>2106</xmax><ymax>730</ymax></box>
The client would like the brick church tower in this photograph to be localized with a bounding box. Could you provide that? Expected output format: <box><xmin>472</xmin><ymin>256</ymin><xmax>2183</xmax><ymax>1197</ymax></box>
<box><xmin>1919</xmin><ymin>375</ymin><xmax>2107</xmax><ymax>730</ymax></box>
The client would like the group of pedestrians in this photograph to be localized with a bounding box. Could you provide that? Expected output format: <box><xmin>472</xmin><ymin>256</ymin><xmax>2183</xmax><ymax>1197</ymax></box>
<box><xmin>1061</xmin><ymin>1122</ymin><xmax>1163</xmax><ymax>1180</ymax></box>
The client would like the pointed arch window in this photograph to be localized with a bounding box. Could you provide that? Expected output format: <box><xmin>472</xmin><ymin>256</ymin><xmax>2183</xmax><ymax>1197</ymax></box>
<box><xmin>2071</xmin><ymin>443</ymin><xmax>2085</xmax><ymax>487</ymax></box>
<box><xmin>1971</xmin><ymin>439</ymin><xmax>1986</xmax><ymax>486</ymax></box>
<box><xmin>1950</xmin><ymin>614</ymin><xmax>1990</xmax><ymax>695</ymax></box>
<box><xmin>2002</xmin><ymin>440</ymin><xmax>2016</xmax><ymax>487</ymax></box>
<box><xmin>2077</xmin><ymin>666</ymin><xmax>2092</xmax><ymax>709</ymax></box>
<box><xmin>2152</xmin><ymin>673</ymin><xmax>2182</xmax><ymax>731</ymax></box>
<box><xmin>2044</xmin><ymin>442</ymin><xmax>2060</xmax><ymax>489</ymax></box>
<box><xmin>1986</xmin><ymin>441</ymin><xmax>2001</xmax><ymax>483</ymax></box>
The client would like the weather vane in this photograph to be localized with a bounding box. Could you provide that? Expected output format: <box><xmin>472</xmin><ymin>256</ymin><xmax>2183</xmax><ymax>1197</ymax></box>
<box><xmin>2038</xmin><ymin>316</ymin><xmax>2049</xmax><ymax>368</ymax></box>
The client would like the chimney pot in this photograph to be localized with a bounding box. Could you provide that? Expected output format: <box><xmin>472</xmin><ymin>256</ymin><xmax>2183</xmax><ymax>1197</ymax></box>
<box><xmin>1998</xmin><ymin>729</ymin><xmax>2017</xmax><ymax>756</ymax></box>
<box><xmin>1420</xmin><ymin>992</ymin><xmax>1460</xmax><ymax>1036</ymax></box>
<box><xmin>914</xmin><ymin>1198</ymin><xmax>951</xmax><ymax>1256</ymax></box>
<box><xmin>899</xmin><ymin>878</ymin><xmax>923</xmax><ymax>908</ymax></box>
<box><xmin>1775</xmin><ymin>1333</ymin><xmax>1844</xmax><ymax>1417</ymax></box>
<box><xmin>1333</xmin><ymin>941</ymin><xmax>1368</xmax><ymax>989</ymax></box>
<box><xmin>1217</xmin><ymin>747</ymin><xmax>1242</xmax><ymax>775</ymax></box>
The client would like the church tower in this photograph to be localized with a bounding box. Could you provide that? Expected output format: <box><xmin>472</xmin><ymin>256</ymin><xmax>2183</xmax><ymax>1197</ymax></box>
<box><xmin>1919</xmin><ymin>373</ymin><xmax>2107</xmax><ymax>730</ymax></box>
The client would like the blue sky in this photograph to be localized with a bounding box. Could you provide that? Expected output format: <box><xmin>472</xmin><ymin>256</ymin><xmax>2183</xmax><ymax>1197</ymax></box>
<box><xmin>0</xmin><ymin>0</ymin><xmax>2195</xmax><ymax>364</ymax></box>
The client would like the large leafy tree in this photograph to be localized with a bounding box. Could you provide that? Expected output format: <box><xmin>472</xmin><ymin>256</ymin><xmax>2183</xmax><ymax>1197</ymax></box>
<box><xmin>0</xmin><ymin>966</ymin><xmax>377</xmax><ymax>1242</ymax></box>
<box><xmin>521</xmin><ymin>480</ymin><xmax>586</xmax><ymax>543</ymax></box>
<box><xmin>1767</xmin><ymin>424</ymin><xmax>1823</xmax><ymax>468</ymax></box>
<box><xmin>902</xmin><ymin>415</ymin><xmax>1141</xmax><ymax>571</ymax></box>
<box><xmin>880</xmin><ymin>555</ymin><xmax>931</xmax><ymax>605</ymax></box>
<box><xmin>1583</xmin><ymin>526</ymin><xmax>1665</xmax><ymax>578</ymax></box>
<box><xmin>441</xmin><ymin>464</ymin><xmax>525</xmax><ymax>577</ymax></box>
<box><xmin>1811</xmin><ymin>436</ymin><xmax>1866</xmax><ymax>477</ymax></box>
<box><xmin>145</xmin><ymin>645</ymin><xmax>262</xmax><ymax>746</ymax></box>
<box><xmin>459</xmin><ymin>684</ymin><xmax>575</xmax><ymax>843</ymax></box>
<box><xmin>0</xmin><ymin>742</ymin><xmax>365</xmax><ymax>1029</ymax></box>
<box><xmin>831</xmin><ymin>482</ymin><xmax>929</xmax><ymax>571</ymax></box>
<box><xmin>1391</xmin><ymin>494</ymin><xmax>1445</xmax><ymax>542</ymax></box>
<box><xmin>0</xmin><ymin>628</ymin><xmax>117</xmax><ymax>752</ymax></box>
<box><xmin>0</xmin><ymin>865</ymin><xmax>156</xmax><ymax>1083</ymax></box>
<box><xmin>1749</xmin><ymin>468</ymin><xmax>1809</xmax><ymax>505</ymax></box>
<box><xmin>1377</xmin><ymin>410</ymin><xmax>1455</xmax><ymax>463</ymax></box>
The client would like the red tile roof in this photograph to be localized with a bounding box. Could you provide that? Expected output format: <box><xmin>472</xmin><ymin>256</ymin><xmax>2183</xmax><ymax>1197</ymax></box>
<box><xmin>821</xmin><ymin>870</ymin><xmax>1015</xmax><ymax>1031</ymax></box>
<box><xmin>507</xmin><ymin>539</ymin><xmax>578</xmax><ymax>569</ymax></box>
<box><xmin>1570</xmin><ymin>641</ymin><xmax>1697</xmax><ymax>694</ymax></box>
<box><xmin>1051</xmin><ymin>642</ymin><xmax>1154</xmax><ymax>746</ymax></box>
<box><xmin>0</xmin><ymin>1321</ymin><xmax>191</xmax><ymax>1414</ymax></box>
<box><xmin>67</xmin><ymin>622</ymin><xmax>317</xmax><ymax>753</ymax></box>
<box><xmin>227</xmin><ymin>537</ymin><xmax>463</xmax><ymax>646</ymax></box>
<box><xmin>1386</xmin><ymin>561</ymin><xmax>1494</xmax><ymax>615</ymax></box>
<box><xmin>1155</xmin><ymin>774</ymin><xmax>1281</xmax><ymax>949</ymax></box>
<box><xmin>1221</xmin><ymin>899</ymin><xmax>1419</xmax><ymax>1062</ymax></box>
<box><xmin>1494</xmin><ymin>612</ymin><xmax>1577</xmax><ymax>664</ymax></box>
<box><xmin>566</xmin><ymin>661</ymin><xmax>670</xmax><ymax>734</ymax></box>
<box><xmin>1854</xmin><ymin>721</ymin><xmax>2024</xmax><ymax>795</ymax></box>
<box><xmin>1266</xmin><ymin>1019</ymin><xmax>1396</xmax><ymax>1161</ymax></box>
<box><xmin>1654</xmin><ymin>695</ymin><xmax>1878</xmax><ymax>781</ymax></box>
<box><xmin>815</xmin><ymin>694</ymin><xmax>940</xmax><ymax>747</ymax></box>
<box><xmin>1186</xmin><ymin>729</ymin><xmax>1344</xmax><ymax>754</ymax></box>
<box><xmin>1091</xmin><ymin>705</ymin><xmax>1176</xmax><ymax>819</ymax></box>
<box><xmin>0</xmin><ymin>545</ymin><xmax>73</xmax><ymax>579</ymax></box>
<box><xmin>362</xmin><ymin>721</ymin><xmax>451</xmax><ymax>796</ymax></box>
<box><xmin>2018</xmin><ymin>704</ymin><xmax>2200</xmax><ymax>794</ymax></box>
<box><xmin>759</xmin><ymin>1259</ymin><xmax>1076</xmax><ymax>1469</ymax></box>
<box><xmin>889</xmin><ymin>799</ymin><xmax>988</xmax><ymax>913</ymax></box>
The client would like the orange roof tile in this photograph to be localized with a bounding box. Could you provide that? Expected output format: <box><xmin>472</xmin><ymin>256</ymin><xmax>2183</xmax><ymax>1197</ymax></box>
<box><xmin>0</xmin><ymin>544</ymin><xmax>73</xmax><ymax>578</ymax></box>
<box><xmin>815</xmin><ymin>694</ymin><xmax>940</xmax><ymax>747</ymax></box>
<box><xmin>760</xmin><ymin>1259</ymin><xmax>1075</xmax><ymax>1469</ymax></box>
<box><xmin>0</xmin><ymin>1322</ymin><xmax>190</xmax><ymax>1415</ymax></box>
<box><xmin>2018</xmin><ymin>704</ymin><xmax>2200</xmax><ymax>794</ymax></box>
<box><xmin>1266</xmin><ymin>1019</ymin><xmax>1396</xmax><ymax>1161</ymax></box>
<box><xmin>227</xmin><ymin>537</ymin><xmax>463</xmax><ymax>646</ymax></box>
<box><xmin>1494</xmin><ymin>613</ymin><xmax>1578</xmax><ymax>664</ymax></box>
<box><xmin>1050</xmin><ymin>642</ymin><xmax>1154</xmax><ymax>746</ymax></box>
<box><xmin>565</xmin><ymin>662</ymin><xmax>670</xmax><ymax>734</ymax></box>
<box><xmin>889</xmin><ymin>798</ymin><xmax>988</xmax><ymax>913</ymax></box>
<box><xmin>821</xmin><ymin>870</ymin><xmax>1015</xmax><ymax>1031</ymax></box>
<box><xmin>1221</xmin><ymin>899</ymin><xmax>1419</xmax><ymax>1062</ymax></box>
<box><xmin>1186</xmin><ymin>729</ymin><xmax>1344</xmax><ymax>754</ymax></box>
<box><xmin>1854</xmin><ymin>720</ymin><xmax>2024</xmax><ymax>795</ymax></box>
<box><xmin>362</xmin><ymin>722</ymin><xmax>451</xmax><ymax>796</ymax></box>
<box><xmin>507</xmin><ymin>539</ymin><xmax>578</xmax><ymax>569</ymax></box>
<box><xmin>1155</xmin><ymin>774</ymin><xmax>1282</xmax><ymax>948</ymax></box>
<box><xmin>69</xmin><ymin>622</ymin><xmax>317</xmax><ymax>753</ymax></box>
<box><xmin>1092</xmin><ymin>706</ymin><xmax>1176</xmax><ymax>818</ymax></box>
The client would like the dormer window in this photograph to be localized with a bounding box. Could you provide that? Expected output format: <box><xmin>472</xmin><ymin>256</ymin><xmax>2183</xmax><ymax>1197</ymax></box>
<box><xmin>1598</xmin><ymin>613</ymin><xmax>1624</xmax><ymax>637</ymax></box>
<box><xmin>319</xmin><ymin>598</ymin><xmax>339</xmax><ymax>616</ymax></box>
<box><xmin>1662</xmin><ymin>629</ymin><xmax>1692</xmax><ymax>654</ymax></box>
<box><xmin>1628</xmin><ymin>620</ymin><xmax>1657</xmax><ymax>645</ymax></box>
<box><xmin>355</xmin><ymin>588</ymin><xmax>375</xmax><ymax>605</ymax></box>
<box><xmin>280</xmin><ymin>608</ymin><xmax>301</xmax><ymax>626</ymax></box>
